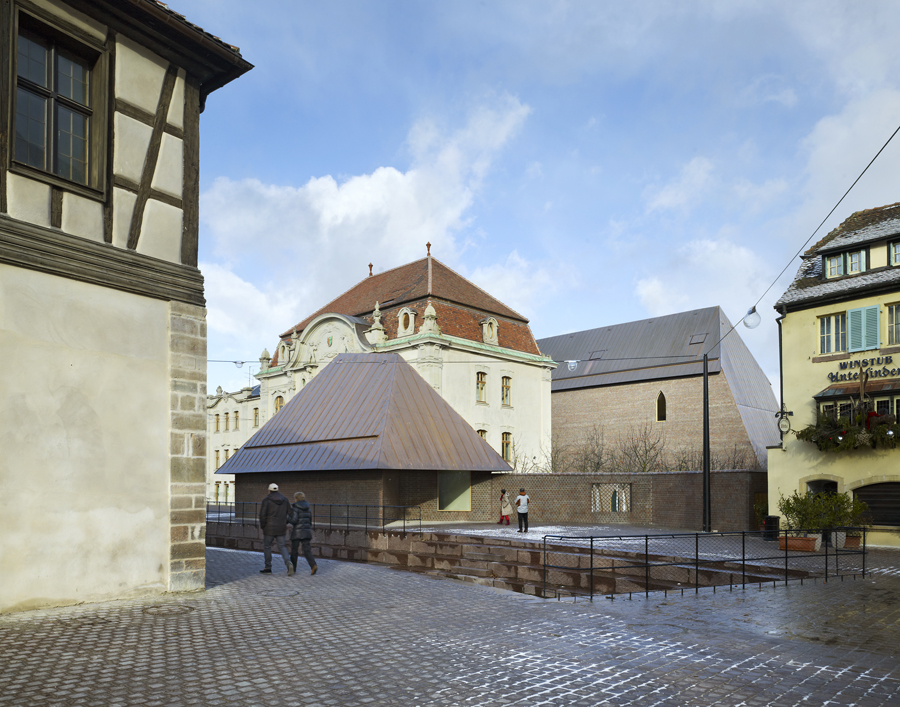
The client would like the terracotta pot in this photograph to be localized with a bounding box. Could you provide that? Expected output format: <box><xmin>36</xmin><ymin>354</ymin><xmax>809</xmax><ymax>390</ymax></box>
<box><xmin>778</xmin><ymin>535</ymin><xmax>818</xmax><ymax>552</ymax></box>
<box><xmin>844</xmin><ymin>536</ymin><xmax>861</xmax><ymax>548</ymax></box>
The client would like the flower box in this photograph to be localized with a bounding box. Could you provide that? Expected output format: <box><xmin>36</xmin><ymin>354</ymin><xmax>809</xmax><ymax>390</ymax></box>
<box><xmin>778</xmin><ymin>535</ymin><xmax>818</xmax><ymax>552</ymax></box>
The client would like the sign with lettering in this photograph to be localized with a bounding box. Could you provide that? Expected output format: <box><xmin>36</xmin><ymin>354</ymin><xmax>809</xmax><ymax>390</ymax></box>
<box><xmin>827</xmin><ymin>355</ymin><xmax>898</xmax><ymax>383</ymax></box>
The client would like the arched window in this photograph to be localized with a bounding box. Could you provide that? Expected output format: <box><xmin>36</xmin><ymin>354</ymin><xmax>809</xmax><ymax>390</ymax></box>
<box><xmin>233</xmin><ymin>411</ymin><xmax>239</xmax><ymax>430</ymax></box>
<box><xmin>476</xmin><ymin>372</ymin><xmax>487</xmax><ymax>403</ymax></box>
<box><xmin>274</xmin><ymin>396</ymin><xmax>284</xmax><ymax>414</ymax></box>
<box><xmin>656</xmin><ymin>392</ymin><xmax>666</xmax><ymax>421</ymax></box>
<box><xmin>214</xmin><ymin>414</ymin><xmax>220</xmax><ymax>432</ymax></box>
<box><xmin>477</xmin><ymin>429</ymin><xmax>487</xmax><ymax>440</ymax></box>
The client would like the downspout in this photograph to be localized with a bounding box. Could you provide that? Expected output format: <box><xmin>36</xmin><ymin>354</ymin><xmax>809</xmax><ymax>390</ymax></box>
<box><xmin>776</xmin><ymin>304</ymin><xmax>787</xmax><ymax>445</ymax></box>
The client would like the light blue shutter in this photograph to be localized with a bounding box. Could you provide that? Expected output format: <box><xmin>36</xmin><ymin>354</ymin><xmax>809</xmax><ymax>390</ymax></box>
<box><xmin>848</xmin><ymin>308</ymin><xmax>864</xmax><ymax>351</ymax></box>
<box><xmin>864</xmin><ymin>305</ymin><xmax>880</xmax><ymax>350</ymax></box>
<box><xmin>848</xmin><ymin>306</ymin><xmax>880</xmax><ymax>351</ymax></box>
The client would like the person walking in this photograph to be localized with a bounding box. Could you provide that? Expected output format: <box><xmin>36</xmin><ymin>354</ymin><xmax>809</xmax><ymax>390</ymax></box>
<box><xmin>258</xmin><ymin>483</ymin><xmax>294</xmax><ymax>575</ymax></box>
<box><xmin>287</xmin><ymin>491</ymin><xmax>318</xmax><ymax>576</ymax></box>
<box><xmin>515</xmin><ymin>488</ymin><xmax>531</xmax><ymax>533</ymax></box>
<box><xmin>497</xmin><ymin>488</ymin><xmax>513</xmax><ymax>525</ymax></box>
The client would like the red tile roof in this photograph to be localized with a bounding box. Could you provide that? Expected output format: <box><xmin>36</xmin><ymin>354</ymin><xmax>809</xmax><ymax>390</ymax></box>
<box><xmin>279</xmin><ymin>256</ymin><xmax>539</xmax><ymax>354</ymax></box>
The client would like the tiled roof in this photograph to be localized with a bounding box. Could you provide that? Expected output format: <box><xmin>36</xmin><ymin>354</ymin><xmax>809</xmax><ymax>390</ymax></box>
<box><xmin>279</xmin><ymin>256</ymin><xmax>539</xmax><ymax>354</ymax></box>
<box><xmin>805</xmin><ymin>202</ymin><xmax>900</xmax><ymax>255</ymax></box>
<box><xmin>778</xmin><ymin>203</ymin><xmax>900</xmax><ymax>309</ymax></box>
<box><xmin>145</xmin><ymin>1</ymin><xmax>244</xmax><ymax>57</ymax></box>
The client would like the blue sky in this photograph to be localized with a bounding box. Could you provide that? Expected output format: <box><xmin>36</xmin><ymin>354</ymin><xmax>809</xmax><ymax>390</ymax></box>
<box><xmin>175</xmin><ymin>0</ymin><xmax>900</xmax><ymax>395</ymax></box>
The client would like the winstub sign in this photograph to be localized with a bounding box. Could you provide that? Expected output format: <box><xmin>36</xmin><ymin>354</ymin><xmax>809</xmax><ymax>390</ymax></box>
<box><xmin>826</xmin><ymin>354</ymin><xmax>898</xmax><ymax>383</ymax></box>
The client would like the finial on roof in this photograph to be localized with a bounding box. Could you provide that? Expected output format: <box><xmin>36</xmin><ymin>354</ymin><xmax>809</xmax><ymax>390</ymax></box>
<box><xmin>420</xmin><ymin>299</ymin><xmax>441</xmax><ymax>336</ymax></box>
<box><xmin>368</xmin><ymin>263</ymin><xmax>373</xmax><ymax>277</ymax></box>
<box><xmin>426</xmin><ymin>242</ymin><xmax>431</xmax><ymax>256</ymax></box>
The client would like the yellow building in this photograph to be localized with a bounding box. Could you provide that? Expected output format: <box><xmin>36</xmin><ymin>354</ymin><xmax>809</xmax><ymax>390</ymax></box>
<box><xmin>769</xmin><ymin>203</ymin><xmax>900</xmax><ymax>546</ymax></box>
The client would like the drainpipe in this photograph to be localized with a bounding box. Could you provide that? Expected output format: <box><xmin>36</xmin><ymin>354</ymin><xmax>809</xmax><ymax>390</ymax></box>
<box><xmin>776</xmin><ymin>305</ymin><xmax>787</xmax><ymax>445</ymax></box>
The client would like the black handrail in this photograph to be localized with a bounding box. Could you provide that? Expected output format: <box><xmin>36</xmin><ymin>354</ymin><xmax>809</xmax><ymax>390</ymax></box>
<box><xmin>541</xmin><ymin>527</ymin><xmax>868</xmax><ymax>601</ymax></box>
<box><xmin>206</xmin><ymin>501</ymin><xmax>422</xmax><ymax>534</ymax></box>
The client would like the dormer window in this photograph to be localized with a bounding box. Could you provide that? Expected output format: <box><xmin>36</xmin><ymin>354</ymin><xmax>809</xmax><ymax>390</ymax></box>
<box><xmin>397</xmin><ymin>307</ymin><xmax>417</xmax><ymax>337</ymax></box>
<box><xmin>825</xmin><ymin>251</ymin><xmax>866</xmax><ymax>278</ymax></box>
<box><xmin>481</xmin><ymin>317</ymin><xmax>499</xmax><ymax>346</ymax></box>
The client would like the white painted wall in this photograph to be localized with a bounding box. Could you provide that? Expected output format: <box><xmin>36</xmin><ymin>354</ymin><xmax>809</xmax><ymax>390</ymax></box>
<box><xmin>0</xmin><ymin>265</ymin><xmax>171</xmax><ymax>613</ymax></box>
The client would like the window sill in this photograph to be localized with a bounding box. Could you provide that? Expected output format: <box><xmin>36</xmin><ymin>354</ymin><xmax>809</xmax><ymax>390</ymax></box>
<box><xmin>501</xmin><ymin>404</ymin><xmax>513</xmax><ymax>410</ymax></box>
<box><xmin>812</xmin><ymin>352</ymin><xmax>851</xmax><ymax>363</ymax></box>
<box><xmin>476</xmin><ymin>401</ymin><xmax>489</xmax><ymax>406</ymax></box>
<box><xmin>9</xmin><ymin>162</ymin><xmax>105</xmax><ymax>201</ymax></box>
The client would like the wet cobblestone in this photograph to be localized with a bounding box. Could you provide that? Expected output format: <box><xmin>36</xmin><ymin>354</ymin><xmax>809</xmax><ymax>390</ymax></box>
<box><xmin>0</xmin><ymin>547</ymin><xmax>898</xmax><ymax>706</ymax></box>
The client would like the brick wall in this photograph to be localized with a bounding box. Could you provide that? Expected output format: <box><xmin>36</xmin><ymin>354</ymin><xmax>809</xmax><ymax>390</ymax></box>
<box><xmin>490</xmin><ymin>471</ymin><xmax>766</xmax><ymax>532</ymax></box>
<box><xmin>168</xmin><ymin>301</ymin><xmax>208</xmax><ymax>591</ymax></box>
<box><xmin>552</xmin><ymin>373</ymin><xmax>758</xmax><ymax>467</ymax></box>
<box><xmin>233</xmin><ymin>468</ymin><xmax>765</xmax><ymax>532</ymax></box>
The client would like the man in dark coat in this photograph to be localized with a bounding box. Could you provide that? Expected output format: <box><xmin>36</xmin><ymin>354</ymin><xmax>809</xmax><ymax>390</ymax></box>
<box><xmin>287</xmin><ymin>491</ymin><xmax>318</xmax><ymax>576</ymax></box>
<box><xmin>258</xmin><ymin>483</ymin><xmax>294</xmax><ymax>575</ymax></box>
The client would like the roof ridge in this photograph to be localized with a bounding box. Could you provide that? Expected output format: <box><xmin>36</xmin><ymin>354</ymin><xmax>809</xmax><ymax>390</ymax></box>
<box><xmin>430</xmin><ymin>257</ymin><xmax>529</xmax><ymax>322</ymax></box>
<box><xmin>805</xmin><ymin>201</ymin><xmax>900</xmax><ymax>255</ymax></box>
<box><xmin>282</xmin><ymin>258</ymin><xmax>428</xmax><ymax>337</ymax></box>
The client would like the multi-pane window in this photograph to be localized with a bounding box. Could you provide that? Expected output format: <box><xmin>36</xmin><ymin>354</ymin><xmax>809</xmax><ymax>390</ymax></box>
<box><xmin>892</xmin><ymin>243</ymin><xmax>900</xmax><ymax>266</ymax></box>
<box><xmin>215</xmin><ymin>450</ymin><xmax>220</xmax><ymax>468</ymax></box>
<box><xmin>501</xmin><ymin>432</ymin><xmax>511</xmax><ymax>462</ymax></box>
<box><xmin>253</xmin><ymin>408</ymin><xmax>260</xmax><ymax>427</ymax></box>
<box><xmin>477</xmin><ymin>429</ymin><xmax>487</xmax><ymax>440</ymax></box>
<box><xmin>889</xmin><ymin>304</ymin><xmax>900</xmax><ymax>346</ymax></box>
<box><xmin>876</xmin><ymin>399</ymin><xmax>891</xmax><ymax>416</ymax></box>
<box><xmin>501</xmin><ymin>377</ymin><xmax>511</xmax><ymax>406</ymax></box>
<box><xmin>15</xmin><ymin>27</ymin><xmax>92</xmax><ymax>184</ymax></box>
<box><xmin>224</xmin><ymin>412</ymin><xmax>229</xmax><ymax>431</ymax></box>
<box><xmin>224</xmin><ymin>449</ymin><xmax>230</xmax><ymax>462</ymax></box>
<box><xmin>848</xmin><ymin>251</ymin><xmax>865</xmax><ymax>274</ymax></box>
<box><xmin>827</xmin><ymin>255</ymin><xmax>843</xmax><ymax>277</ymax></box>
<box><xmin>819</xmin><ymin>313</ymin><xmax>847</xmax><ymax>354</ymax></box>
<box><xmin>476</xmin><ymin>372</ymin><xmax>486</xmax><ymax>403</ymax></box>
<box><xmin>214</xmin><ymin>414</ymin><xmax>220</xmax><ymax>432</ymax></box>
<box><xmin>274</xmin><ymin>396</ymin><xmax>284</xmax><ymax>413</ymax></box>
<box><xmin>233</xmin><ymin>411</ymin><xmax>239</xmax><ymax>430</ymax></box>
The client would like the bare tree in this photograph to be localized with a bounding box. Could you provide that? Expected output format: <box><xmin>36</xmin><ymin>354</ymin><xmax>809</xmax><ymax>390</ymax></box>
<box><xmin>570</xmin><ymin>425</ymin><xmax>610</xmax><ymax>474</ymax></box>
<box><xmin>612</xmin><ymin>422</ymin><xmax>666</xmax><ymax>473</ymax></box>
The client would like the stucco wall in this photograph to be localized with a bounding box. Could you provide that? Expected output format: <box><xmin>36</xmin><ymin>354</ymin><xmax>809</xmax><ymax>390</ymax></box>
<box><xmin>0</xmin><ymin>265</ymin><xmax>171</xmax><ymax>613</ymax></box>
<box><xmin>769</xmin><ymin>293</ymin><xmax>900</xmax><ymax>547</ymax></box>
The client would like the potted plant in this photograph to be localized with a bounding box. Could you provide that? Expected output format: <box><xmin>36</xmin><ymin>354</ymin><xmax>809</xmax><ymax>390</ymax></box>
<box><xmin>826</xmin><ymin>494</ymin><xmax>870</xmax><ymax>548</ymax></box>
<box><xmin>777</xmin><ymin>491</ymin><xmax>824</xmax><ymax>551</ymax></box>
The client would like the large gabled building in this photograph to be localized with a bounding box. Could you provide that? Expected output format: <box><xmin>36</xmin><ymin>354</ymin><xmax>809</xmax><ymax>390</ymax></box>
<box><xmin>538</xmin><ymin>306</ymin><xmax>780</xmax><ymax>472</ymax></box>
<box><xmin>208</xmin><ymin>247</ymin><xmax>556</xmax><ymax>499</ymax></box>
<box><xmin>769</xmin><ymin>203</ymin><xmax>900</xmax><ymax>545</ymax></box>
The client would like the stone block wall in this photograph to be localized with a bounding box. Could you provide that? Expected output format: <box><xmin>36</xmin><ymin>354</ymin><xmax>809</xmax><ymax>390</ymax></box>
<box><xmin>168</xmin><ymin>301</ymin><xmax>208</xmax><ymax>591</ymax></box>
<box><xmin>552</xmin><ymin>373</ymin><xmax>759</xmax><ymax>467</ymax></box>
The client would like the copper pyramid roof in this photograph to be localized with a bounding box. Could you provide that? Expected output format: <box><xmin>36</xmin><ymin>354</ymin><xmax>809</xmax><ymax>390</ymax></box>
<box><xmin>217</xmin><ymin>353</ymin><xmax>511</xmax><ymax>474</ymax></box>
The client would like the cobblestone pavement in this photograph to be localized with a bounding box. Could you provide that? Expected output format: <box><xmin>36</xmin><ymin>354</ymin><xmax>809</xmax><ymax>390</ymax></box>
<box><xmin>1</xmin><ymin>547</ymin><xmax>899</xmax><ymax>707</ymax></box>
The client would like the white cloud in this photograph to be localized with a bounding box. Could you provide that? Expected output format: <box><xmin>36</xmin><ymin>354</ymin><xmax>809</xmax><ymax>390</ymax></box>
<box><xmin>646</xmin><ymin>157</ymin><xmax>714</xmax><ymax>212</ymax></box>
<box><xmin>465</xmin><ymin>250</ymin><xmax>563</xmax><ymax>319</ymax></box>
<box><xmin>733</xmin><ymin>177</ymin><xmax>789</xmax><ymax>211</ymax></box>
<box><xmin>736</xmin><ymin>74</ymin><xmax>798</xmax><ymax>108</ymax></box>
<box><xmin>200</xmin><ymin>94</ymin><xmax>532</xmax><ymax>390</ymax></box>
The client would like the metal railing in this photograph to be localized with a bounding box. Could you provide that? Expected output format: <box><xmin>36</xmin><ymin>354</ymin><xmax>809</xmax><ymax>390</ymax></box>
<box><xmin>542</xmin><ymin>527</ymin><xmax>868</xmax><ymax>601</ymax></box>
<box><xmin>206</xmin><ymin>501</ymin><xmax>422</xmax><ymax>535</ymax></box>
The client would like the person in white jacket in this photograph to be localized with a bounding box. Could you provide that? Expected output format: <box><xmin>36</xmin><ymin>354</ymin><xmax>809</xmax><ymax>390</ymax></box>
<box><xmin>515</xmin><ymin>488</ymin><xmax>531</xmax><ymax>533</ymax></box>
<box><xmin>497</xmin><ymin>489</ymin><xmax>513</xmax><ymax>525</ymax></box>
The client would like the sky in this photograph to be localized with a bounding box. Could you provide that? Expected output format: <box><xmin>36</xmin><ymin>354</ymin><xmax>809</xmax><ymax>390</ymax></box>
<box><xmin>174</xmin><ymin>0</ymin><xmax>900</xmax><ymax>396</ymax></box>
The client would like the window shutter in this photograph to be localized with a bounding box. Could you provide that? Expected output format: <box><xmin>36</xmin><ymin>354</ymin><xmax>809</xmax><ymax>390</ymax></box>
<box><xmin>860</xmin><ymin>251</ymin><xmax>867</xmax><ymax>272</ymax></box>
<box><xmin>864</xmin><ymin>305</ymin><xmax>880</xmax><ymax>350</ymax></box>
<box><xmin>848</xmin><ymin>308</ymin><xmax>864</xmax><ymax>351</ymax></box>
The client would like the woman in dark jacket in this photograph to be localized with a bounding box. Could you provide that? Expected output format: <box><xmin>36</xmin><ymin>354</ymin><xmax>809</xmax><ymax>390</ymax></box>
<box><xmin>287</xmin><ymin>492</ymin><xmax>318</xmax><ymax>575</ymax></box>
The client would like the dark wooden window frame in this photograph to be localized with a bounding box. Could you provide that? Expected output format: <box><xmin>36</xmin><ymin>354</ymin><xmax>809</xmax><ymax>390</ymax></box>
<box><xmin>501</xmin><ymin>376</ymin><xmax>511</xmax><ymax>406</ymax></box>
<box><xmin>9</xmin><ymin>6</ymin><xmax>109</xmax><ymax>201</ymax></box>
<box><xmin>501</xmin><ymin>432</ymin><xmax>511</xmax><ymax>462</ymax></box>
